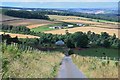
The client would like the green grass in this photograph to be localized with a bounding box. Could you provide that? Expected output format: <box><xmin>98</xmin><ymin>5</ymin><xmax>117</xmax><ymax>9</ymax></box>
<box><xmin>74</xmin><ymin>48</ymin><xmax>119</xmax><ymax>59</ymax></box>
<box><xmin>91</xmin><ymin>19</ymin><xmax>116</xmax><ymax>23</ymax></box>
<box><xmin>31</xmin><ymin>23</ymin><xmax>62</xmax><ymax>32</ymax></box>
<box><xmin>2</xmin><ymin>43</ymin><xmax>64</xmax><ymax>78</ymax></box>
<box><xmin>31</xmin><ymin>22</ymin><xmax>77</xmax><ymax>32</ymax></box>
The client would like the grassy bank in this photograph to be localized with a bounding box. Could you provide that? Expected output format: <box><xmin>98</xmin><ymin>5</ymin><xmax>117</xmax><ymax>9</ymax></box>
<box><xmin>2</xmin><ymin>43</ymin><xmax>64</xmax><ymax>78</ymax></box>
<box><xmin>71</xmin><ymin>48</ymin><xmax>119</xmax><ymax>78</ymax></box>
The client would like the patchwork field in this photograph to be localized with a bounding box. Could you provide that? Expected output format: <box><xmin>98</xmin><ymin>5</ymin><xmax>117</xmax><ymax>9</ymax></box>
<box><xmin>0</xmin><ymin>32</ymin><xmax>40</xmax><ymax>38</ymax></box>
<box><xmin>44</xmin><ymin>27</ymin><xmax>120</xmax><ymax>38</ymax></box>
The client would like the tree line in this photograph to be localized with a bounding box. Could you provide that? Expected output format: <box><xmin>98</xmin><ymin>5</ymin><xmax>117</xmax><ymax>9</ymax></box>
<box><xmin>2</xmin><ymin>9</ymin><xmax>118</xmax><ymax>22</ymax></box>
<box><xmin>37</xmin><ymin>10</ymin><xmax>118</xmax><ymax>22</ymax></box>
<box><xmin>1</xmin><ymin>25</ymin><xmax>120</xmax><ymax>49</ymax></box>
<box><xmin>3</xmin><ymin>9</ymin><xmax>50</xmax><ymax>20</ymax></box>
<box><xmin>0</xmin><ymin>24</ymin><xmax>42</xmax><ymax>37</ymax></box>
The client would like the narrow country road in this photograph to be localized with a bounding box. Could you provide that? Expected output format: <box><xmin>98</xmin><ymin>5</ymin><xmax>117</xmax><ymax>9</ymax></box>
<box><xmin>57</xmin><ymin>56</ymin><xmax>87</xmax><ymax>78</ymax></box>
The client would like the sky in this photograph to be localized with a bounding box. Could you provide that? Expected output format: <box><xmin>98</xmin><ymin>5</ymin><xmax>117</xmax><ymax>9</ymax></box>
<box><xmin>1</xmin><ymin>0</ymin><xmax>120</xmax><ymax>2</ymax></box>
<box><xmin>0</xmin><ymin>0</ymin><xmax>119</xmax><ymax>9</ymax></box>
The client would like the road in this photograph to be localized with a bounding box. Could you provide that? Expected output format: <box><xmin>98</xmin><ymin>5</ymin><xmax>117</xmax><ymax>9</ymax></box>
<box><xmin>57</xmin><ymin>56</ymin><xmax>87</xmax><ymax>78</ymax></box>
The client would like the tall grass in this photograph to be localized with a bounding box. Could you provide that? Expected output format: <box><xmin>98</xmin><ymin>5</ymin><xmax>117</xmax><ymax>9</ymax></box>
<box><xmin>71</xmin><ymin>54</ymin><xmax>119</xmax><ymax>78</ymax></box>
<box><xmin>1</xmin><ymin>43</ymin><xmax>64</xmax><ymax>78</ymax></box>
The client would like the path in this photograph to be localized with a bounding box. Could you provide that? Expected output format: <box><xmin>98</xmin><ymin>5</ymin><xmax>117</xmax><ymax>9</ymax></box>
<box><xmin>57</xmin><ymin>56</ymin><xmax>88</xmax><ymax>78</ymax></box>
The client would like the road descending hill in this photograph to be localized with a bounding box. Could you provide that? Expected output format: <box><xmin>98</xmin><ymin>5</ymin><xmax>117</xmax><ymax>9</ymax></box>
<box><xmin>57</xmin><ymin>56</ymin><xmax>87</xmax><ymax>78</ymax></box>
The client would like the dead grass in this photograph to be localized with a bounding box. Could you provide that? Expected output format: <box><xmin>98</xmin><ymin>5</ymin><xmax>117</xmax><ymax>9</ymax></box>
<box><xmin>0</xmin><ymin>32</ymin><xmax>40</xmax><ymax>38</ymax></box>
<box><xmin>61</xmin><ymin>20</ymin><xmax>102</xmax><ymax>25</ymax></box>
<box><xmin>2</xmin><ymin>43</ymin><xmax>64</xmax><ymax>78</ymax></box>
<box><xmin>44</xmin><ymin>27</ymin><xmax>119</xmax><ymax>38</ymax></box>
<box><xmin>71</xmin><ymin>54</ymin><xmax>119</xmax><ymax>78</ymax></box>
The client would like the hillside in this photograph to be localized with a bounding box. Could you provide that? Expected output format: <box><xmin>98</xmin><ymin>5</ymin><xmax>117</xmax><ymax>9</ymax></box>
<box><xmin>1</xmin><ymin>43</ymin><xmax>64</xmax><ymax>78</ymax></box>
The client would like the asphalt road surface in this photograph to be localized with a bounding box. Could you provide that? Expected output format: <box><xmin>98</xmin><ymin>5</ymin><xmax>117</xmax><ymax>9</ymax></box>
<box><xmin>57</xmin><ymin>56</ymin><xmax>87</xmax><ymax>78</ymax></box>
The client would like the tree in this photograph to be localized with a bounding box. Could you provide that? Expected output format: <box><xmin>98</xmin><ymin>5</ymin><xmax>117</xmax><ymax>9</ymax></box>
<box><xmin>72</xmin><ymin>32</ymin><xmax>89</xmax><ymax>48</ymax></box>
<box><xmin>102</xmin><ymin>39</ymin><xmax>110</xmax><ymax>48</ymax></box>
<box><xmin>66</xmin><ymin>39</ymin><xmax>75</xmax><ymax>48</ymax></box>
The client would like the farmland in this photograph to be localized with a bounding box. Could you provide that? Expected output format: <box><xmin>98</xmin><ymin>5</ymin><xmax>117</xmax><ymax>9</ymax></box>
<box><xmin>44</xmin><ymin>27</ymin><xmax>120</xmax><ymax>38</ymax></box>
<box><xmin>1</xmin><ymin>14</ymin><xmax>59</xmax><ymax>29</ymax></box>
<box><xmin>0</xmin><ymin>32</ymin><xmax>40</xmax><ymax>38</ymax></box>
<box><xmin>1</xmin><ymin>8</ymin><xmax>120</xmax><ymax>78</ymax></box>
<box><xmin>71</xmin><ymin>48</ymin><xmax>119</xmax><ymax>78</ymax></box>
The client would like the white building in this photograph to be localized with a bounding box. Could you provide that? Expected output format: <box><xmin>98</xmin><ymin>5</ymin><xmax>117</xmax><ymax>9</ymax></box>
<box><xmin>67</xmin><ymin>25</ymin><xmax>74</xmax><ymax>28</ymax></box>
<box><xmin>76</xmin><ymin>23</ymin><xmax>83</xmax><ymax>26</ymax></box>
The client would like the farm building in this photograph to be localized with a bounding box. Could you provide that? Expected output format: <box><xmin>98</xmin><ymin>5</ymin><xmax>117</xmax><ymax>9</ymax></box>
<box><xmin>55</xmin><ymin>40</ymin><xmax>65</xmax><ymax>46</ymax></box>
<box><xmin>67</xmin><ymin>25</ymin><xmax>74</xmax><ymax>28</ymax></box>
<box><xmin>76</xmin><ymin>23</ymin><xmax>84</xmax><ymax>26</ymax></box>
<box><xmin>49</xmin><ymin>26</ymin><xmax>64</xmax><ymax>29</ymax></box>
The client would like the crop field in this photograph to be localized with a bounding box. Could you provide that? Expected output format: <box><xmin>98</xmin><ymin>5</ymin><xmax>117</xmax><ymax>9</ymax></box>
<box><xmin>2</xmin><ymin>15</ymin><xmax>59</xmax><ymax>29</ymax></box>
<box><xmin>2</xmin><ymin>43</ymin><xmax>64</xmax><ymax>78</ymax></box>
<box><xmin>47</xmin><ymin>15</ymin><xmax>119</xmax><ymax>38</ymax></box>
<box><xmin>3</xmin><ymin>19</ymin><xmax>57</xmax><ymax>27</ymax></box>
<box><xmin>0</xmin><ymin>32</ymin><xmax>40</xmax><ymax>38</ymax></box>
<box><xmin>48</xmin><ymin>15</ymin><xmax>118</xmax><ymax>24</ymax></box>
<box><xmin>71</xmin><ymin>48</ymin><xmax>119</xmax><ymax>78</ymax></box>
<box><xmin>44</xmin><ymin>27</ymin><xmax>120</xmax><ymax>38</ymax></box>
<box><xmin>48</xmin><ymin>15</ymin><xmax>86</xmax><ymax>20</ymax></box>
<box><xmin>1</xmin><ymin>14</ymin><xmax>22</xmax><ymax>22</ymax></box>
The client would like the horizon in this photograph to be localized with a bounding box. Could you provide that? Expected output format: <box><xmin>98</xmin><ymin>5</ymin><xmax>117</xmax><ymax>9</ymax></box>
<box><xmin>1</xmin><ymin>2</ymin><xmax>118</xmax><ymax>9</ymax></box>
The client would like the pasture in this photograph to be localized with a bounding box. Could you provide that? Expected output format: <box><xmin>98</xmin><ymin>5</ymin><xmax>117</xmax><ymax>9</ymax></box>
<box><xmin>0</xmin><ymin>32</ymin><xmax>40</xmax><ymax>38</ymax></box>
<box><xmin>71</xmin><ymin>48</ymin><xmax>119</xmax><ymax>78</ymax></box>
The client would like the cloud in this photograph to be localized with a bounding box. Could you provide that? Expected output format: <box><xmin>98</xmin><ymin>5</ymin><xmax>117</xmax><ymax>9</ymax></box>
<box><xmin>1</xmin><ymin>0</ymin><xmax>119</xmax><ymax>2</ymax></box>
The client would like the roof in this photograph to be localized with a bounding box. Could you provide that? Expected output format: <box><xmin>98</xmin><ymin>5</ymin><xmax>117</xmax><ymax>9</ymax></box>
<box><xmin>55</xmin><ymin>40</ymin><xmax>65</xmax><ymax>45</ymax></box>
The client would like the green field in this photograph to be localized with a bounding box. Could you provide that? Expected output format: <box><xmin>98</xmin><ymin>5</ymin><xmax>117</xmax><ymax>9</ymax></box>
<box><xmin>31</xmin><ymin>22</ymin><xmax>77</xmax><ymax>32</ymax></box>
<box><xmin>74</xmin><ymin>48</ymin><xmax>119</xmax><ymax>59</ymax></box>
<box><xmin>31</xmin><ymin>23</ymin><xmax>62</xmax><ymax>32</ymax></box>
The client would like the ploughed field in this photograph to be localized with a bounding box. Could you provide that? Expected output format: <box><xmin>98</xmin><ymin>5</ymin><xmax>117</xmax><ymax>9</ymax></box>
<box><xmin>1</xmin><ymin>14</ymin><xmax>59</xmax><ymax>29</ymax></box>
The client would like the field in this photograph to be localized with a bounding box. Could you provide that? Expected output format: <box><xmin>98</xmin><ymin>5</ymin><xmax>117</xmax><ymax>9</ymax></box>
<box><xmin>44</xmin><ymin>27</ymin><xmax>120</xmax><ymax>38</ymax></box>
<box><xmin>0</xmin><ymin>32</ymin><xmax>40</xmax><ymax>38</ymax></box>
<box><xmin>2</xmin><ymin>14</ymin><xmax>59</xmax><ymax>29</ymax></box>
<box><xmin>45</xmin><ymin>15</ymin><xmax>120</xmax><ymax>38</ymax></box>
<box><xmin>49</xmin><ymin>15</ymin><xmax>118</xmax><ymax>24</ymax></box>
<box><xmin>31</xmin><ymin>23</ymin><xmax>65</xmax><ymax>32</ymax></box>
<box><xmin>1</xmin><ymin>43</ymin><xmax>64</xmax><ymax>78</ymax></box>
<box><xmin>1</xmin><ymin>14</ymin><xmax>22</xmax><ymax>22</ymax></box>
<box><xmin>71</xmin><ymin>48</ymin><xmax>119</xmax><ymax>78</ymax></box>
